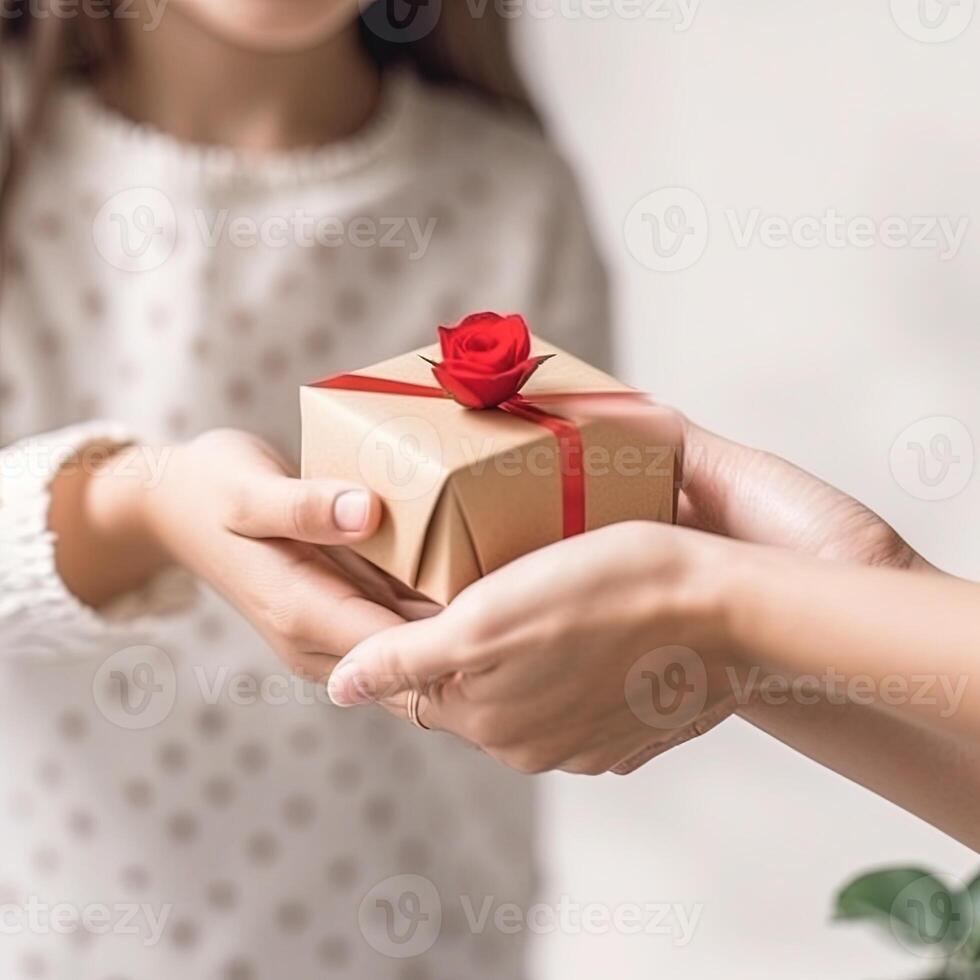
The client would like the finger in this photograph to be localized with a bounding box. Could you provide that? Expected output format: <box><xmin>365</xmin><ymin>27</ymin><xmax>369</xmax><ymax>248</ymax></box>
<box><xmin>228</xmin><ymin>474</ymin><xmax>383</xmax><ymax>545</ymax></box>
<box><xmin>288</xmin><ymin>557</ymin><xmax>406</xmax><ymax>656</ymax></box>
<box><xmin>386</xmin><ymin>597</ymin><xmax>444</xmax><ymax>622</ymax></box>
<box><xmin>327</xmin><ymin>613</ymin><xmax>470</xmax><ymax>706</ymax></box>
<box><xmin>372</xmin><ymin>682</ymin><xmax>460</xmax><ymax>735</ymax></box>
<box><xmin>540</xmin><ymin>403</ymin><xmax>857</xmax><ymax>550</ymax></box>
<box><xmin>559</xmin><ymin>725</ymin><xmax>669</xmax><ymax>775</ymax></box>
<box><xmin>590</xmin><ymin>410</ymin><xmax>774</xmax><ymax>537</ymax></box>
<box><xmin>235</xmin><ymin>539</ymin><xmax>405</xmax><ymax>661</ymax></box>
<box><xmin>677</xmin><ymin>418</ymin><xmax>857</xmax><ymax>547</ymax></box>
<box><xmin>286</xmin><ymin>652</ymin><xmax>341</xmax><ymax>685</ymax></box>
<box><xmin>558</xmin><ymin>749</ymin><xmax>620</xmax><ymax>776</ymax></box>
<box><xmin>326</xmin><ymin>547</ymin><xmax>443</xmax><ymax>619</ymax></box>
<box><xmin>537</xmin><ymin>396</ymin><xmax>746</xmax><ymax>538</ymax></box>
<box><xmin>675</xmin><ymin>418</ymin><xmax>783</xmax><ymax>537</ymax></box>
<box><xmin>609</xmin><ymin>695</ymin><xmax>737</xmax><ymax>774</ymax></box>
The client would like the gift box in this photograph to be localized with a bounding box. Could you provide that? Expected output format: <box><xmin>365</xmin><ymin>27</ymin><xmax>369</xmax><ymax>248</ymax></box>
<box><xmin>300</xmin><ymin>315</ymin><xmax>677</xmax><ymax>605</ymax></box>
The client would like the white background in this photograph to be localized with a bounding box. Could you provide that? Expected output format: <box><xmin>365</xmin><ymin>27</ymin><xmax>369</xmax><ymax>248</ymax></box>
<box><xmin>512</xmin><ymin>1</ymin><xmax>980</xmax><ymax>977</ymax></box>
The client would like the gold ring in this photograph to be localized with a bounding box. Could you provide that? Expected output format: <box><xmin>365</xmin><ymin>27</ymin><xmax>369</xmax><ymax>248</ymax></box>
<box><xmin>407</xmin><ymin>688</ymin><xmax>429</xmax><ymax>730</ymax></box>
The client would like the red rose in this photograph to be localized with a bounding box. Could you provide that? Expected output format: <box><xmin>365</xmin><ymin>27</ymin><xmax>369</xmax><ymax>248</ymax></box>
<box><xmin>426</xmin><ymin>312</ymin><xmax>551</xmax><ymax>409</ymax></box>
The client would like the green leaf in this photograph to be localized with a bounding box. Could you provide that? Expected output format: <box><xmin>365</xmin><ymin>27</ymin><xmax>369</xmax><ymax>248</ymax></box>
<box><xmin>965</xmin><ymin>871</ymin><xmax>980</xmax><ymax>915</ymax></box>
<box><xmin>834</xmin><ymin>868</ymin><xmax>936</xmax><ymax>922</ymax></box>
<box><xmin>958</xmin><ymin>870</ymin><xmax>980</xmax><ymax>962</ymax></box>
<box><xmin>834</xmin><ymin>867</ymin><xmax>966</xmax><ymax>953</ymax></box>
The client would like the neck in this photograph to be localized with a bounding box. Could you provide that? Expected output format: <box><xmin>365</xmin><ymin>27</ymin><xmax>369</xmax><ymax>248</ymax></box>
<box><xmin>100</xmin><ymin>12</ymin><xmax>381</xmax><ymax>152</ymax></box>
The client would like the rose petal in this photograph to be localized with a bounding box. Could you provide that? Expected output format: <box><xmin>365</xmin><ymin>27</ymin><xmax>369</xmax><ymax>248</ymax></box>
<box><xmin>437</xmin><ymin>356</ymin><xmax>499</xmax><ymax>376</ymax></box>
<box><xmin>429</xmin><ymin>363</ymin><xmax>495</xmax><ymax>408</ymax></box>
<box><xmin>430</xmin><ymin>354</ymin><xmax>550</xmax><ymax>409</ymax></box>
<box><xmin>438</xmin><ymin>312</ymin><xmax>530</xmax><ymax>370</ymax></box>
<box><xmin>438</xmin><ymin>313</ymin><xmax>503</xmax><ymax>360</ymax></box>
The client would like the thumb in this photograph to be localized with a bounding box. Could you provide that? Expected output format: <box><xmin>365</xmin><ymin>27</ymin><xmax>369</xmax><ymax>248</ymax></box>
<box><xmin>228</xmin><ymin>474</ymin><xmax>383</xmax><ymax>545</ymax></box>
<box><xmin>327</xmin><ymin>615</ymin><xmax>459</xmax><ymax>706</ymax></box>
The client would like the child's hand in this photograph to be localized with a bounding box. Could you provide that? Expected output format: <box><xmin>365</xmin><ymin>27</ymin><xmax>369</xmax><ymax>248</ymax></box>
<box><xmin>55</xmin><ymin>428</ymin><xmax>402</xmax><ymax>679</ymax></box>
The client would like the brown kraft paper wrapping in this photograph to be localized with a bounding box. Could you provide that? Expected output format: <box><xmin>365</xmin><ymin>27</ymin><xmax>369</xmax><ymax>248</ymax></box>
<box><xmin>301</xmin><ymin>336</ymin><xmax>677</xmax><ymax>605</ymax></box>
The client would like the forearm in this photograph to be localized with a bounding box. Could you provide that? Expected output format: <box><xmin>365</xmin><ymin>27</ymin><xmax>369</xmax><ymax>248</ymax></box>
<box><xmin>739</xmin><ymin>696</ymin><xmax>980</xmax><ymax>850</ymax></box>
<box><xmin>732</xmin><ymin>544</ymin><xmax>980</xmax><ymax>744</ymax></box>
<box><xmin>0</xmin><ymin>425</ymin><xmax>192</xmax><ymax>659</ymax></box>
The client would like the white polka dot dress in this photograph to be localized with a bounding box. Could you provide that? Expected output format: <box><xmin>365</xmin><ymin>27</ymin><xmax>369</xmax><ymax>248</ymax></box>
<box><xmin>0</xmin><ymin>58</ymin><xmax>610</xmax><ymax>980</ymax></box>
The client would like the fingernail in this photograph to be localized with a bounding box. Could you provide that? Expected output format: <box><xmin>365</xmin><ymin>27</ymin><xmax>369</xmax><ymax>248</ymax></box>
<box><xmin>333</xmin><ymin>490</ymin><xmax>369</xmax><ymax>532</ymax></box>
<box><xmin>328</xmin><ymin>663</ymin><xmax>366</xmax><ymax>707</ymax></box>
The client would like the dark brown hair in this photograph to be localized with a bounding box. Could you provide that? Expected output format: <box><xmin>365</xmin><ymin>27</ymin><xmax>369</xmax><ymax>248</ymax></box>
<box><xmin>0</xmin><ymin>0</ymin><xmax>530</xmax><ymax>248</ymax></box>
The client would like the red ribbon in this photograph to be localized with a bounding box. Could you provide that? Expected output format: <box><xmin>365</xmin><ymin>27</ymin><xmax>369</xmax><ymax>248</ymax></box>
<box><xmin>313</xmin><ymin>373</ymin><xmax>587</xmax><ymax>538</ymax></box>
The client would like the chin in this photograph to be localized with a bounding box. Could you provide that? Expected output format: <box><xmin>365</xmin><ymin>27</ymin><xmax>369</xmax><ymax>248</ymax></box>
<box><xmin>168</xmin><ymin>0</ymin><xmax>362</xmax><ymax>52</ymax></box>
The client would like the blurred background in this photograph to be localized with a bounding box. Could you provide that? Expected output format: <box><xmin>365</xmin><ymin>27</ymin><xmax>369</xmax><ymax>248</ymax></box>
<box><xmin>510</xmin><ymin>0</ymin><xmax>980</xmax><ymax>976</ymax></box>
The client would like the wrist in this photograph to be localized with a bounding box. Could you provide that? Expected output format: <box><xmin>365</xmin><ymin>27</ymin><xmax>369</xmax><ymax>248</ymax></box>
<box><xmin>92</xmin><ymin>444</ymin><xmax>173</xmax><ymax>564</ymax></box>
<box><xmin>51</xmin><ymin>443</ymin><xmax>172</xmax><ymax>607</ymax></box>
<box><xmin>642</xmin><ymin>524</ymin><xmax>750</xmax><ymax>663</ymax></box>
<box><xmin>686</xmin><ymin>533</ymin><xmax>778</xmax><ymax>700</ymax></box>
<box><xmin>723</xmin><ymin>541</ymin><xmax>836</xmax><ymax>711</ymax></box>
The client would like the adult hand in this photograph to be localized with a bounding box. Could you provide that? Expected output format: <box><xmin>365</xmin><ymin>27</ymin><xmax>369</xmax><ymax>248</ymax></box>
<box><xmin>675</xmin><ymin>414</ymin><xmax>922</xmax><ymax>570</ymax></box>
<box><xmin>328</xmin><ymin>520</ymin><xmax>748</xmax><ymax>774</ymax></box>
<box><xmin>327</xmin><ymin>399</ymin><xmax>928</xmax><ymax>773</ymax></box>
<box><xmin>531</xmin><ymin>395</ymin><xmax>921</xmax><ymax>568</ymax></box>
